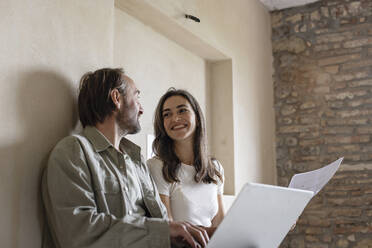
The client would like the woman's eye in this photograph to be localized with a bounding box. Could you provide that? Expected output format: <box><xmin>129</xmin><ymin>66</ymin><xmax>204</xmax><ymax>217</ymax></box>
<box><xmin>163</xmin><ymin>113</ymin><xmax>170</xmax><ymax>118</ymax></box>
<box><xmin>179</xmin><ymin>108</ymin><xmax>187</xmax><ymax>114</ymax></box>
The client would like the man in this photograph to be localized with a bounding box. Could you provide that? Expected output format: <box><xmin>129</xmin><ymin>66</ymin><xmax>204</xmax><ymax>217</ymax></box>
<box><xmin>42</xmin><ymin>68</ymin><xmax>208</xmax><ymax>248</ymax></box>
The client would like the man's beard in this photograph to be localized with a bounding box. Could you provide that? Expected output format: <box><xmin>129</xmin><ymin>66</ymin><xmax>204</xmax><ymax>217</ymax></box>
<box><xmin>116</xmin><ymin>105</ymin><xmax>141</xmax><ymax>135</ymax></box>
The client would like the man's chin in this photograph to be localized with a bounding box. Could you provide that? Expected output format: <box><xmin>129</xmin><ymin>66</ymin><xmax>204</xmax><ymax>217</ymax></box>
<box><xmin>128</xmin><ymin>125</ymin><xmax>141</xmax><ymax>135</ymax></box>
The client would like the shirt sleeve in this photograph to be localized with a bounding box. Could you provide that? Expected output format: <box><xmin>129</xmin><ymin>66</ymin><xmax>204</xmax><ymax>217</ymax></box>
<box><xmin>214</xmin><ymin>160</ymin><xmax>225</xmax><ymax>195</ymax></box>
<box><xmin>42</xmin><ymin>137</ymin><xmax>170</xmax><ymax>248</ymax></box>
<box><xmin>147</xmin><ymin>158</ymin><xmax>172</xmax><ymax>196</ymax></box>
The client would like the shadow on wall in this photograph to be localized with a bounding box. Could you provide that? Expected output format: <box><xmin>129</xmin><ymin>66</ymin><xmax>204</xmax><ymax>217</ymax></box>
<box><xmin>0</xmin><ymin>69</ymin><xmax>78</xmax><ymax>248</ymax></box>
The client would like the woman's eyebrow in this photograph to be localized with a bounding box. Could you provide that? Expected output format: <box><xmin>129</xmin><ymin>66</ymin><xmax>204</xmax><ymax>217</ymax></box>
<box><xmin>176</xmin><ymin>104</ymin><xmax>187</xmax><ymax>109</ymax></box>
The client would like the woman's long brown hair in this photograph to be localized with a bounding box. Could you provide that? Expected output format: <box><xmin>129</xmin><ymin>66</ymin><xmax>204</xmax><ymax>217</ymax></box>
<box><xmin>152</xmin><ymin>88</ymin><xmax>223</xmax><ymax>184</ymax></box>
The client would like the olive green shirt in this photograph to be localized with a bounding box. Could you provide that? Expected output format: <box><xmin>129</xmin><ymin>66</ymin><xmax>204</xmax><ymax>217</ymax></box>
<box><xmin>42</xmin><ymin>126</ymin><xmax>170</xmax><ymax>248</ymax></box>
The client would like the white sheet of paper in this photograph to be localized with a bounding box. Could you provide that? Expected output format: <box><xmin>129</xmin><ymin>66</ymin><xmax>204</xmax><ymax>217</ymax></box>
<box><xmin>288</xmin><ymin>157</ymin><xmax>343</xmax><ymax>194</ymax></box>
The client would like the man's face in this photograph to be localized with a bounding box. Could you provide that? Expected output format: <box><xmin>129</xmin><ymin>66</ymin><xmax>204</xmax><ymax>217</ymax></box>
<box><xmin>116</xmin><ymin>75</ymin><xmax>144</xmax><ymax>135</ymax></box>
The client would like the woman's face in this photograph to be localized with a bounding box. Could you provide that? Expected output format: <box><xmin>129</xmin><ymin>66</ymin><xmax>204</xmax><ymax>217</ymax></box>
<box><xmin>162</xmin><ymin>95</ymin><xmax>197</xmax><ymax>142</ymax></box>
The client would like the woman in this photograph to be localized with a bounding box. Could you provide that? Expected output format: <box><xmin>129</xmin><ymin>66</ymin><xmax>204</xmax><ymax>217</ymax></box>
<box><xmin>147</xmin><ymin>88</ymin><xmax>225</xmax><ymax>234</ymax></box>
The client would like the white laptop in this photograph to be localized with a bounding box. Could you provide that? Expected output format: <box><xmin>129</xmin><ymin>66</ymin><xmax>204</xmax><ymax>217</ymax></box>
<box><xmin>206</xmin><ymin>182</ymin><xmax>314</xmax><ymax>248</ymax></box>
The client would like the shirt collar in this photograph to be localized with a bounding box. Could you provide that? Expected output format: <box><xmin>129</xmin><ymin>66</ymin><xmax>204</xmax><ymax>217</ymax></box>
<box><xmin>82</xmin><ymin>126</ymin><xmax>142</xmax><ymax>162</ymax></box>
<box><xmin>83</xmin><ymin>126</ymin><xmax>112</xmax><ymax>152</ymax></box>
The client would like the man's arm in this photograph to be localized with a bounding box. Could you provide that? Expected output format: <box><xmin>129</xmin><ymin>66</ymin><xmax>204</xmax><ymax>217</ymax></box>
<box><xmin>42</xmin><ymin>137</ymin><xmax>170</xmax><ymax>248</ymax></box>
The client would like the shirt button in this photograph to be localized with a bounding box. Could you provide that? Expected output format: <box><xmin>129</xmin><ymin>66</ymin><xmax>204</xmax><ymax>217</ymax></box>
<box><xmin>128</xmin><ymin>210</ymin><xmax>133</xmax><ymax>215</ymax></box>
<box><xmin>124</xmin><ymin>154</ymin><xmax>129</xmax><ymax>160</ymax></box>
<box><xmin>124</xmin><ymin>186</ymin><xmax>128</xmax><ymax>192</ymax></box>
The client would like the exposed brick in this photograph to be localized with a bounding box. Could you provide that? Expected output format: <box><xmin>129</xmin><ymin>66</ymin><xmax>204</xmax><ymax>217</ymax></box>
<box><xmin>300</xmin><ymin>101</ymin><xmax>316</xmax><ymax>110</ymax></box>
<box><xmin>324</xmin><ymin>90</ymin><xmax>367</xmax><ymax>101</ymax></box>
<box><xmin>330</xmin><ymin>5</ymin><xmax>348</xmax><ymax>18</ymax></box>
<box><xmin>330</xmin><ymin>208</ymin><xmax>362</xmax><ymax>217</ymax></box>
<box><xmin>313</xmin><ymin>86</ymin><xmax>330</xmax><ymax>94</ymax></box>
<box><xmin>326</xmin><ymin>118</ymin><xmax>368</xmax><ymax>126</ymax></box>
<box><xmin>322</xmin><ymin>234</ymin><xmax>332</xmax><ymax>243</ymax></box>
<box><xmin>305</xmin><ymin>227</ymin><xmax>323</xmax><ymax>235</ymax></box>
<box><xmin>272</xmin><ymin>3</ymin><xmax>372</xmax><ymax>248</ymax></box>
<box><xmin>323</xmin><ymin>127</ymin><xmax>354</xmax><ymax>135</ymax></box>
<box><xmin>286</xmin><ymin>13</ymin><xmax>302</xmax><ymax>23</ymax></box>
<box><xmin>299</xmin><ymin>139</ymin><xmax>323</xmax><ymax>146</ymax></box>
<box><xmin>347</xmin><ymin>98</ymin><xmax>372</xmax><ymax>107</ymax></box>
<box><xmin>336</xmin><ymin>239</ymin><xmax>349</xmax><ymax>248</ymax></box>
<box><xmin>325</xmin><ymin>135</ymin><xmax>370</xmax><ymax>144</ymax></box>
<box><xmin>343</xmin><ymin>59</ymin><xmax>372</xmax><ymax>70</ymax></box>
<box><xmin>325</xmin><ymin>191</ymin><xmax>348</xmax><ymax>197</ymax></box>
<box><xmin>333</xmin><ymin>71</ymin><xmax>369</xmax><ymax>82</ymax></box>
<box><xmin>348</xmin><ymin>1</ymin><xmax>362</xmax><ymax>15</ymax></box>
<box><xmin>273</xmin><ymin>36</ymin><xmax>307</xmax><ymax>54</ymax></box>
<box><xmin>344</xmin><ymin>38</ymin><xmax>372</xmax><ymax>48</ymax></box>
<box><xmin>271</xmin><ymin>12</ymin><xmax>283</xmax><ymax>28</ymax></box>
<box><xmin>357</xmin><ymin>127</ymin><xmax>372</xmax><ymax>134</ymax></box>
<box><xmin>335</xmin><ymin>109</ymin><xmax>372</xmax><ymax>118</ymax></box>
<box><xmin>355</xmin><ymin>239</ymin><xmax>372</xmax><ymax>248</ymax></box>
<box><xmin>281</xmin><ymin>105</ymin><xmax>297</xmax><ymax>116</ymax></box>
<box><xmin>316</xmin><ymin>32</ymin><xmax>353</xmax><ymax>44</ymax></box>
<box><xmin>324</xmin><ymin>65</ymin><xmax>339</xmax><ymax>74</ymax></box>
<box><xmin>334</xmin><ymin>226</ymin><xmax>372</xmax><ymax>234</ymax></box>
<box><xmin>321</xmin><ymin>7</ymin><xmax>329</xmax><ymax>18</ymax></box>
<box><xmin>305</xmin><ymin>235</ymin><xmax>319</xmax><ymax>242</ymax></box>
<box><xmin>311</xmin><ymin>10</ymin><xmax>321</xmax><ymax>21</ymax></box>
<box><xmin>349</xmin><ymin>79</ymin><xmax>372</xmax><ymax>87</ymax></box>
<box><xmin>279</xmin><ymin>125</ymin><xmax>318</xmax><ymax>134</ymax></box>
<box><xmin>347</xmin><ymin>234</ymin><xmax>356</xmax><ymax>242</ymax></box>
<box><xmin>318</xmin><ymin>53</ymin><xmax>361</xmax><ymax>66</ymax></box>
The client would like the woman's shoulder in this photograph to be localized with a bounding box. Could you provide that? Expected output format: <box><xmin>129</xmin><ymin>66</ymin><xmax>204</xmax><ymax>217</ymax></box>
<box><xmin>211</xmin><ymin>158</ymin><xmax>224</xmax><ymax>174</ymax></box>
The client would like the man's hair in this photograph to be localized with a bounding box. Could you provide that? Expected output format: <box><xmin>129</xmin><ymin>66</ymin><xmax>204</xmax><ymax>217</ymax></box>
<box><xmin>78</xmin><ymin>68</ymin><xmax>127</xmax><ymax>128</ymax></box>
<box><xmin>152</xmin><ymin>88</ymin><xmax>222</xmax><ymax>184</ymax></box>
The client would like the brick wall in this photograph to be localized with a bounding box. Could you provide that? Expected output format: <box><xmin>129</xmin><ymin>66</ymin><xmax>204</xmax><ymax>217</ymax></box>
<box><xmin>271</xmin><ymin>0</ymin><xmax>372</xmax><ymax>247</ymax></box>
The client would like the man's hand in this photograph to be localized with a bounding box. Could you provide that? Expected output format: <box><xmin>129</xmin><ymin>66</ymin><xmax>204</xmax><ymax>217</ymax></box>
<box><xmin>169</xmin><ymin>221</ymin><xmax>209</xmax><ymax>248</ymax></box>
<box><xmin>199</xmin><ymin>226</ymin><xmax>217</xmax><ymax>237</ymax></box>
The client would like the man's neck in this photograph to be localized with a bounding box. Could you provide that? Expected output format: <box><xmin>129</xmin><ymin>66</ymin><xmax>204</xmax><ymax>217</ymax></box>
<box><xmin>95</xmin><ymin>117</ymin><xmax>127</xmax><ymax>151</ymax></box>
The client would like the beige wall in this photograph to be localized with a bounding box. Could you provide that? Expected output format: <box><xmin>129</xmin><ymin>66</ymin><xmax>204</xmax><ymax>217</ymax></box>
<box><xmin>113</xmin><ymin>9</ymin><xmax>207</xmax><ymax>151</ymax></box>
<box><xmin>133</xmin><ymin>0</ymin><xmax>276</xmax><ymax>192</ymax></box>
<box><xmin>0</xmin><ymin>0</ymin><xmax>275</xmax><ymax>247</ymax></box>
<box><xmin>0</xmin><ymin>0</ymin><xmax>114</xmax><ymax>247</ymax></box>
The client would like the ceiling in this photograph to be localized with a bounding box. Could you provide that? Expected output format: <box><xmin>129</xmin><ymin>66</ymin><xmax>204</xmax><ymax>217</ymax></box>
<box><xmin>259</xmin><ymin>0</ymin><xmax>320</xmax><ymax>11</ymax></box>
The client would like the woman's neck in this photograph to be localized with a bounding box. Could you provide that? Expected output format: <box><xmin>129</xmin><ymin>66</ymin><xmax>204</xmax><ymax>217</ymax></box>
<box><xmin>174</xmin><ymin>137</ymin><xmax>194</xmax><ymax>166</ymax></box>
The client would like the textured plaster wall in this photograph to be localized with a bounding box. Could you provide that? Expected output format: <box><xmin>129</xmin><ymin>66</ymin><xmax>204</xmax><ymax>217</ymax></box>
<box><xmin>142</xmin><ymin>0</ymin><xmax>276</xmax><ymax>192</ymax></box>
<box><xmin>0</xmin><ymin>0</ymin><xmax>275</xmax><ymax>247</ymax></box>
<box><xmin>0</xmin><ymin>0</ymin><xmax>114</xmax><ymax>247</ymax></box>
<box><xmin>113</xmin><ymin>8</ymin><xmax>206</xmax><ymax>152</ymax></box>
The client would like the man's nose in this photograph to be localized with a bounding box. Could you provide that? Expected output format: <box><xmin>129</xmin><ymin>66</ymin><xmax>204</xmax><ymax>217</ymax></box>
<box><xmin>139</xmin><ymin>104</ymin><xmax>144</xmax><ymax>115</ymax></box>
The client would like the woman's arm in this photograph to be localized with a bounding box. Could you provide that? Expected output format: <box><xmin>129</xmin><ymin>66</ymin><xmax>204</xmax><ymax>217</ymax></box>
<box><xmin>211</xmin><ymin>194</ymin><xmax>225</xmax><ymax>227</ymax></box>
<box><xmin>159</xmin><ymin>194</ymin><xmax>174</xmax><ymax>221</ymax></box>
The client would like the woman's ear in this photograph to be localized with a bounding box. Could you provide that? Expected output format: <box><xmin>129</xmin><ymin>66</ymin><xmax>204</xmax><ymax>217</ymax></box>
<box><xmin>111</xmin><ymin>89</ymin><xmax>121</xmax><ymax>110</ymax></box>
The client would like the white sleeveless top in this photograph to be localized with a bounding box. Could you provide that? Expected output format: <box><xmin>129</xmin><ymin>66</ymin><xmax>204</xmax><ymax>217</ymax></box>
<box><xmin>147</xmin><ymin>157</ymin><xmax>224</xmax><ymax>227</ymax></box>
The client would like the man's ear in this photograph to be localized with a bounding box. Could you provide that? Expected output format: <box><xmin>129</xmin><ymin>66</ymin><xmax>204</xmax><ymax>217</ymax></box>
<box><xmin>111</xmin><ymin>89</ymin><xmax>121</xmax><ymax>110</ymax></box>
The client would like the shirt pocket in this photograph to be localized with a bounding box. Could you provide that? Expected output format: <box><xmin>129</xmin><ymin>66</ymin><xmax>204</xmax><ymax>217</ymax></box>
<box><xmin>102</xmin><ymin>177</ymin><xmax>123</xmax><ymax>216</ymax></box>
<box><xmin>103</xmin><ymin>177</ymin><xmax>120</xmax><ymax>194</ymax></box>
